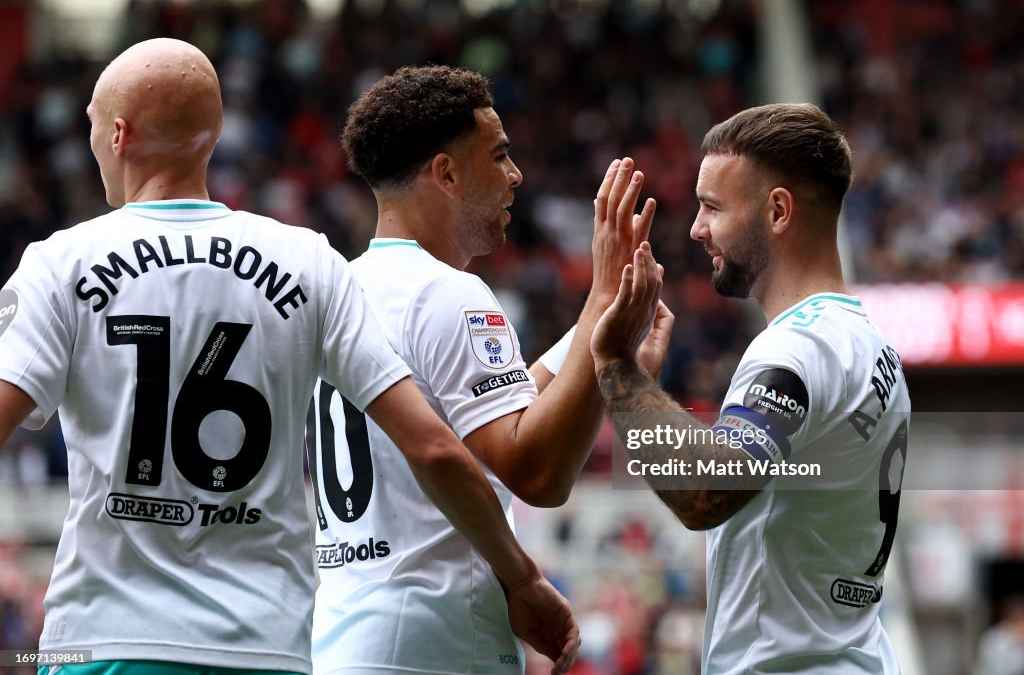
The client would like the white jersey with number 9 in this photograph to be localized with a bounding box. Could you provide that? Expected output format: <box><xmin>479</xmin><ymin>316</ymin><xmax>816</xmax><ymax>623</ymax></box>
<box><xmin>705</xmin><ymin>292</ymin><xmax>910</xmax><ymax>675</ymax></box>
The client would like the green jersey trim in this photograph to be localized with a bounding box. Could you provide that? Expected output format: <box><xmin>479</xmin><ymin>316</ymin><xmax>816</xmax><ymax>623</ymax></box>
<box><xmin>367</xmin><ymin>239</ymin><xmax>424</xmax><ymax>250</ymax></box>
<box><xmin>123</xmin><ymin>199</ymin><xmax>232</xmax><ymax>222</ymax></box>
<box><xmin>126</xmin><ymin>200</ymin><xmax>228</xmax><ymax>211</ymax></box>
<box><xmin>772</xmin><ymin>293</ymin><xmax>865</xmax><ymax>327</ymax></box>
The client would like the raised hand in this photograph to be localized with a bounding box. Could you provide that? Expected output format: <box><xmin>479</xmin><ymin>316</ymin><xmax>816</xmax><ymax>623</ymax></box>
<box><xmin>591</xmin><ymin>242</ymin><xmax>665</xmax><ymax>372</ymax></box>
<box><xmin>591</xmin><ymin>158</ymin><xmax>657</xmax><ymax>305</ymax></box>
<box><xmin>504</xmin><ymin>573</ymin><xmax>580</xmax><ymax>674</ymax></box>
<box><xmin>637</xmin><ymin>300</ymin><xmax>675</xmax><ymax>379</ymax></box>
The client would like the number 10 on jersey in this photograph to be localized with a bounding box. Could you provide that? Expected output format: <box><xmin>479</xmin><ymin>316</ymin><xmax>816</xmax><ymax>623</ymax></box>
<box><xmin>306</xmin><ymin>381</ymin><xmax>374</xmax><ymax>529</ymax></box>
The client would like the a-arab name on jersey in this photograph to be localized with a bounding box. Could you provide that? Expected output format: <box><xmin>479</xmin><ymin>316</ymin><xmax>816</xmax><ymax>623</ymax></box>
<box><xmin>0</xmin><ymin>289</ymin><xmax>17</xmax><ymax>339</ymax></box>
<box><xmin>464</xmin><ymin>310</ymin><xmax>515</xmax><ymax>369</ymax></box>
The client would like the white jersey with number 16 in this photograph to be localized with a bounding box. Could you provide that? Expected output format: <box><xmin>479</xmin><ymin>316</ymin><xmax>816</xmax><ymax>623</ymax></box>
<box><xmin>0</xmin><ymin>200</ymin><xmax>410</xmax><ymax>674</ymax></box>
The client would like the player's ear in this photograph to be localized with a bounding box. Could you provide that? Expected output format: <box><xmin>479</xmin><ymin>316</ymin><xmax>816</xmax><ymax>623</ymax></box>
<box><xmin>111</xmin><ymin>117</ymin><xmax>128</xmax><ymax>158</ymax></box>
<box><xmin>429</xmin><ymin>153</ymin><xmax>460</xmax><ymax>198</ymax></box>
<box><xmin>767</xmin><ymin>186</ymin><xmax>793</xmax><ymax>235</ymax></box>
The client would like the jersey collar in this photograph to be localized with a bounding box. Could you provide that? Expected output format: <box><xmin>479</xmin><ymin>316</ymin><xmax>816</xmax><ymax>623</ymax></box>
<box><xmin>771</xmin><ymin>292</ymin><xmax>865</xmax><ymax>326</ymax></box>
<box><xmin>124</xmin><ymin>199</ymin><xmax>232</xmax><ymax>222</ymax></box>
<box><xmin>367</xmin><ymin>238</ymin><xmax>424</xmax><ymax>251</ymax></box>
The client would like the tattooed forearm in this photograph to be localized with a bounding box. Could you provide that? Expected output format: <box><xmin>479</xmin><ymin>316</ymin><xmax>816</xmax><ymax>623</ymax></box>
<box><xmin>596</xmin><ymin>359</ymin><xmax>765</xmax><ymax>529</ymax></box>
<box><xmin>597</xmin><ymin>359</ymin><xmax>678</xmax><ymax>413</ymax></box>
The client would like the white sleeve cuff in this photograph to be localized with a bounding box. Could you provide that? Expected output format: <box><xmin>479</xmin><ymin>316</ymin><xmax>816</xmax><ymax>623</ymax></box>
<box><xmin>537</xmin><ymin>325</ymin><xmax>576</xmax><ymax>375</ymax></box>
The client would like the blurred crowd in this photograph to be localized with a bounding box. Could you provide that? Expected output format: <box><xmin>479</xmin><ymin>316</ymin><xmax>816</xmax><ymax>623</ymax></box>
<box><xmin>812</xmin><ymin>0</ymin><xmax>1024</xmax><ymax>283</ymax></box>
<box><xmin>514</xmin><ymin>493</ymin><xmax>710</xmax><ymax>675</ymax></box>
<box><xmin>0</xmin><ymin>540</ymin><xmax>46</xmax><ymax>675</ymax></box>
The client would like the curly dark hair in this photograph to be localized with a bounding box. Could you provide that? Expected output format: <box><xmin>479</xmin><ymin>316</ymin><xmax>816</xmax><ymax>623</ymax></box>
<box><xmin>342</xmin><ymin>65</ymin><xmax>494</xmax><ymax>189</ymax></box>
<box><xmin>702</xmin><ymin>103</ymin><xmax>853</xmax><ymax>213</ymax></box>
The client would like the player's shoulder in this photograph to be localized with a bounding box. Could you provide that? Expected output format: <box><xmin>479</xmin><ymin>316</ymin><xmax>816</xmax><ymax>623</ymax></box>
<box><xmin>745</xmin><ymin>294</ymin><xmax>862</xmax><ymax>370</ymax></box>
<box><xmin>425</xmin><ymin>264</ymin><xmax>492</xmax><ymax>299</ymax></box>
<box><xmin>746</xmin><ymin>319</ymin><xmax>830</xmax><ymax>367</ymax></box>
<box><xmin>229</xmin><ymin>210</ymin><xmax>324</xmax><ymax>248</ymax></box>
<box><xmin>356</xmin><ymin>242</ymin><xmax>495</xmax><ymax>305</ymax></box>
<box><xmin>770</xmin><ymin>292</ymin><xmax>868</xmax><ymax>332</ymax></box>
<box><xmin>55</xmin><ymin>209</ymin><xmax>124</xmax><ymax>239</ymax></box>
<box><xmin>763</xmin><ymin>293</ymin><xmax>872</xmax><ymax>348</ymax></box>
<box><xmin>413</xmin><ymin>268</ymin><xmax>502</xmax><ymax>329</ymax></box>
<box><xmin>20</xmin><ymin>210</ymin><xmax>124</xmax><ymax>264</ymax></box>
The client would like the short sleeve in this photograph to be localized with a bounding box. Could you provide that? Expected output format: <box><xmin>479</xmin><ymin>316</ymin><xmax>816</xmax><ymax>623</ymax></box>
<box><xmin>714</xmin><ymin>326</ymin><xmax>837</xmax><ymax>464</ymax></box>
<box><xmin>0</xmin><ymin>243</ymin><xmax>74</xmax><ymax>429</ymax></box>
<box><xmin>317</xmin><ymin>236</ymin><xmax>411</xmax><ymax>411</ymax></box>
<box><xmin>408</xmin><ymin>273</ymin><xmax>538</xmax><ymax>439</ymax></box>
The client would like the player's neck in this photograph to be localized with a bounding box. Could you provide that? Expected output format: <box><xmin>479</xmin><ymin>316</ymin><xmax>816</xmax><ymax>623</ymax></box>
<box><xmin>755</xmin><ymin>248</ymin><xmax>848</xmax><ymax>324</ymax></box>
<box><xmin>123</xmin><ymin>169</ymin><xmax>211</xmax><ymax>204</ymax></box>
<box><xmin>375</xmin><ymin>197</ymin><xmax>470</xmax><ymax>269</ymax></box>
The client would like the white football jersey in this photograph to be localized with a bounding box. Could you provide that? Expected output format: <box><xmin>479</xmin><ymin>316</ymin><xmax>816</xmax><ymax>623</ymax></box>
<box><xmin>0</xmin><ymin>200</ymin><xmax>410</xmax><ymax>673</ymax></box>
<box><xmin>310</xmin><ymin>238</ymin><xmax>538</xmax><ymax>675</ymax></box>
<box><xmin>704</xmin><ymin>292</ymin><xmax>910</xmax><ymax>674</ymax></box>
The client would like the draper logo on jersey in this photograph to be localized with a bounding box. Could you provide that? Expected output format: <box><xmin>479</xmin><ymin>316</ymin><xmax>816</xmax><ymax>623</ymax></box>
<box><xmin>316</xmin><ymin>537</ymin><xmax>391</xmax><ymax>569</ymax></box>
<box><xmin>464</xmin><ymin>310</ymin><xmax>515</xmax><ymax>369</ymax></box>
<box><xmin>0</xmin><ymin>288</ymin><xmax>18</xmax><ymax>339</ymax></box>
<box><xmin>743</xmin><ymin>368</ymin><xmax>809</xmax><ymax>436</ymax></box>
<box><xmin>106</xmin><ymin>493</ymin><xmax>194</xmax><ymax>526</ymax></box>
<box><xmin>830</xmin><ymin>578</ymin><xmax>882</xmax><ymax>608</ymax></box>
<box><xmin>472</xmin><ymin>369</ymin><xmax>530</xmax><ymax>397</ymax></box>
<box><xmin>105</xmin><ymin>493</ymin><xmax>262</xmax><ymax>527</ymax></box>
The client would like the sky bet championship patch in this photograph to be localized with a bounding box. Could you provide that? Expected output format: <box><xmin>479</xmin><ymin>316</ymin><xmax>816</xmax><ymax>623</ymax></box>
<box><xmin>464</xmin><ymin>310</ymin><xmax>515</xmax><ymax>369</ymax></box>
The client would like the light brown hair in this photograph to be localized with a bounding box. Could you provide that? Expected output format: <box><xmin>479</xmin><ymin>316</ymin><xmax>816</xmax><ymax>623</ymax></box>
<box><xmin>702</xmin><ymin>103</ymin><xmax>853</xmax><ymax>213</ymax></box>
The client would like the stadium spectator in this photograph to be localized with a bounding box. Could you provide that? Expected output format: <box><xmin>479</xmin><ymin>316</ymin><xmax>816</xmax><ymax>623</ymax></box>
<box><xmin>812</xmin><ymin>0</ymin><xmax>1024</xmax><ymax>283</ymax></box>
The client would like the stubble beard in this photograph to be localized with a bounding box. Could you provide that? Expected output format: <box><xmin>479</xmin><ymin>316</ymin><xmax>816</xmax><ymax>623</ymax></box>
<box><xmin>457</xmin><ymin>201</ymin><xmax>506</xmax><ymax>259</ymax></box>
<box><xmin>711</xmin><ymin>223</ymin><xmax>769</xmax><ymax>299</ymax></box>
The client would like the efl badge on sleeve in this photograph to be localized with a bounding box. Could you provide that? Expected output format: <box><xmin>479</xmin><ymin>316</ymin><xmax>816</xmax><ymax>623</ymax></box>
<box><xmin>464</xmin><ymin>310</ymin><xmax>515</xmax><ymax>369</ymax></box>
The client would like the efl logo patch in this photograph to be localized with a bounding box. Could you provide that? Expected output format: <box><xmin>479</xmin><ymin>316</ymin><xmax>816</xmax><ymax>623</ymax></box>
<box><xmin>0</xmin><ymin>289</ymin><xmax>18</xmax><ymax>339</ymax></box>
<box><xmin>465</xmin><ymin>310</ymin><xmax>515</xmax><ymax>369</ymax></box>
